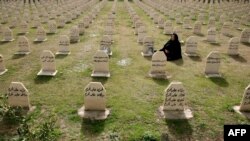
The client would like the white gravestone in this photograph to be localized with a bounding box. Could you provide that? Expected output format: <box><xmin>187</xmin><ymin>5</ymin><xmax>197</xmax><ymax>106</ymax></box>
<box><xmin>158</xmin><ymin>82</ymin><xmax>193</xmax><ymax>119</ymax></box>
<box><xmin>15</xmin><ymin>36</ymin><xmax>31</xmax><ymax>55</ymax></box>
<box><xmin>78</xmin><ymin>82</ymin><xmax>110</xmax><ymax>120</ymax></box>
<box><xmin>1</xmin><ymin>27</ymin><xmax>14</xmax><ymax>42</ymax></box>
<box><xmin>0</xmin><ymin>54</ymin><xmax>8</xmax><ymax>75</ymax></box>
<box><xmin>34</xmin><ymin>26</ymin><xmax>47</xmax><ymax>42</ymax></box>
<box><xmin>193</xmin><ymin>21</ymin><xmax>202</xmax><ymax>35</ymax></box>
<box><xmin>7</xmin><ymin>82</ymin><xmax>34</xmax><ymax>110</ymax></box>
<box><xmin>56</xmin><ymin>35</ymin><xmax>70</xmax><ymax>55</ymax></box>
<box><xmin>184</xmin><ymin>36</ymin><xmax>198</xmax><ymax>57</ymax></box>
<box><xmin>69</xmin><ymin>26</ymin><xmax>80</xmax><ymax>43</ymax></box>
<box><xmin>78</xmin><ymin>20</ymin><xmax>85</xmax><ymax>35</ymax></box>
<box><xmin>204</xmin><ymin>51</ymin><xmax>221</xmax><ymax>77</ymax></box>
<box><xmin>228</xmin><ymin>37</ymin><xmax>240</xmax><ymax>56</ymax></box>
<box><xmin>233</xmin><ymin>85</ymin><xmax>250</xmax><ymax>119</ymax></box>
<box><xmin>47</xmin><ymin>20</ymin><xmax>57</xmax><ymax>34</ymax></box>
<box><xmin>137</xmin><ymin>26</ymin><xmax>147</xmax><ymax>44</ymax></box>
<box><xmin>100</xmin><ymin>35</ymin><xmax>112</xmax><ymax>56</ymax></box>
<box><xmin>142</xmin><ymin>36</ymin><xmax>154</xmax><ymax>57</ymax></box>
<box><xmin>149</xmin><ymin>51</ymin><xmax>170</xmax><ymax>79</ymax></box>
<box><xmin>163</xmin><ymin>20</ymin><xmax>173</xmax><ymax>35</ymax></box>
<box><xmin>221</xmin><ymin>22</ymin><xmax>232</xmax><ymax>37</ymax></box>
<box><xmin>91</xmin><ymin>50</ymin><xmax>110</xmax><ymax>77</ymax></box>
<box><xmin>240</xmin><ymin>28</ymin><xmax>250</xmax><ymax>43</ymax></box>
<box><xmin>37</xmin><ymin>50</ymin><xmax>57</xmax><ymax>76</ymax></box>
<box><xmin>19</xmin><ymin>20</ymin><xmax>29</xmax><ymax>34</ymax></box>
<box><xmin>207</xmin><ymin>28</ymin><xmax>217</xmax><ymax>43</ymax></box>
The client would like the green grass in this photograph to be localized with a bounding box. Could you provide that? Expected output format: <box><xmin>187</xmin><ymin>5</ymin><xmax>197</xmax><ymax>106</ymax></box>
<box><xmin>0</xmin><ymin>1</ymin><xmax>250</xmax><ymax>141</ymax></box>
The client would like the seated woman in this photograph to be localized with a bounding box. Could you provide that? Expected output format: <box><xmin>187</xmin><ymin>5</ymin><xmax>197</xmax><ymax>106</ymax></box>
<box><xmin>159</xmin><ymin>33</ymin><xmax>182</xmax><ymax>61</ymax></box>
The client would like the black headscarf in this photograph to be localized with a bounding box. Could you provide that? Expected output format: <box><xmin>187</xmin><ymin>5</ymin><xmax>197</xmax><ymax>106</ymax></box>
<box><xmin>160</xmin><ymin>33</ymin><xmax>182</xmax><ymax>61</ymax></box>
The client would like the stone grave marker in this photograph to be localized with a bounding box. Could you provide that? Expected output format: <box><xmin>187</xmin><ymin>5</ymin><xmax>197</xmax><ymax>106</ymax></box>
<box><xmin>228</xmin><ymin>37</ymin><xmax>240</xmax><ymax>56</ymax></box>
<box><xmin>142</xmin><ymin>36</ymin><xmax>154</xmax><ymax>57</ymax></box>
<box><xmin>34</xmin><ymin>26</ymin><xmax>47</xmax><ymax>42</ymax></box>
<box><xmin>184</xmin><ymin>36</ymin><xmax>198</xmax><ymax>56</ymax></box>
<box><xmin>78</xmin><ymin>82</ymin><xmax>110</xmax><ymax>120</ymax></box>
<box><xmin>204</xmin><ymin>51</ymin><xmax>221</xmax><ymax>77</ymax></box>
<box><xmin>15</xmin><ymin>36</ymin><xmax>30</xmax><ymax>55</ymax></box>
<box><xmin>56</xmin><ymin>35</ymin><xmax>70</xmax><ymax>55</ymax></box>
<box><xmin>158</xmin><ymin>82</ymin><xmax>193</xmax><ymax>119</ymax></box>
<box><xmin>37</xmin><ymin>50</ymin><xmax>57</xmax><ymax>76</ymax></box>
<box><xmin>91</xmin><ymin>50</ymin><xmax>110</xmax><ymax>77</ymax></box>
<box><xmin>69</xmin><ymin>26</ymin><xmax>80</xmax><ymax>43</ymax></box>
<box><xmin>0</xmin><ymin>54</ymin><xmax>8</xmax><ymax>75</ymax></box>
<box><xmin>149</xmin><ymin>51</ymin><xmax>169</xmax><ymax>79</ymax></box>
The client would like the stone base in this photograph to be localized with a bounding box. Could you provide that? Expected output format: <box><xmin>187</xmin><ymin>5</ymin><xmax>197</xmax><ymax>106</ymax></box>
<box><xmin>0</xmin><ymin>69</ymin><xmax>8</xmax><ymax>75</ymax></box>
<box><xmin>158</xmin><ymin>106</ymin><xmax>193</xmax><ymax>119</ymax></box>
<box><xmin>205</xmin><ymin>73</ymin><xmax>221</xmax><ymax>78</ymax></box>
<box><xmin>78</xmin><ymin>106</ymin><xmax>110</xmax><ymax>120</ymax></box>
<box><xmin>237</xmin><ymin>28</ymin><xmax>242</xmax><ymax>31</ymax></box>
<box><xmin>91</xmin><ymin>71</ymin><xmax>110</xmax><ymax>77</ymax></box>
<box><xmin>56</xmin><ymin>51</ymin><xmax>71</xmax><ymax>55</ymax></box>
<box><xmin>141</xmin><ymin>52</ymin><xmax>153</xmax><ymax>57</ymax></box>
<box><xmin>37</xmin><ymin>70</ymin><xmax>57</xmax><ymax>76</ymax></box>
<box><xmin>184</xmin><ymin>52</ymin><xmax>198</xmax><ymax>57</ymax></box>
<box><xmin>233</xmin><ymin>106</ymin><xmax>250</xmax><ymax>119</ymax></box>
<box><xmin>15</xmin><ymin>51</ymin><xmax>30</xmax><ymax>55</ymax></box>
<box><xmin>34</xmin><ymin>38</ymin><xmax>47</xmax><ymax>42</ymax></box>
<box><xmin>1</xmin><ymin>38</ymin><xmax>15</xmax><ymax>42</ymax></box>
<box><xmin>180</xmin><ymin>40</ymin><xmax>185</xmax><ymax>44</ymax></box>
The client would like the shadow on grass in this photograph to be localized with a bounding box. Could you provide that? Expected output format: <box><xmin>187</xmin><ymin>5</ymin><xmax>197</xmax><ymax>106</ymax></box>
<box><xmin>241</xmin><ymin>42</ymin><xmax>250</xmax><ymax>47</ymax></box>
<box><xmin>34</xmin><ymin>75</ymin><xmax>53</xmax><ymax>84</ymax></box>
<box><xmin>55</xmin><ymin>54</ymin><xmax>68</xmax><ymax>59</ymax></box>
<box><xmin>91</xmin><ymin>77</ymin><xmax>108</xmax><ymax>84</ymax></box>
<box><xmin>229</xmin><ymin>55</ymin><xmax>247</xmax><ymax>63</ymax></box>
<box><xmin>189</xmin><ymin>56</ymin><xmax>202</xmax><ymax>62</ymax></box>
<box><xmin>0</xmin><ymin>41</ymin><xmax>11</xmax><ymax>45</ymax></box>
<box><xmin>12</xmin><ymin>54</ymin><xmax>26</xmax><ymax>59</ymax></box>
<box><xmin>81</xmin><ymin>119</ymin><xmax>105</xmax><ymax>136</ymax></box>
<box><xmin>209</xmin><ymin>77</ymin><xmax>229</xmax><ymax>87</ymax></box>
<box><xmin>165</xmin><ymin>119</ymin><xmax>193</xmax><ymax>139</ymax></box>
<box><xmin>171</xmin><ymin>59</ymin><xmax>184</xmax><ymax>66</ymax></box>
<box><xmin>152</xmin><ymin>78</ymin><xmax>169</xmax><ymax>86</ymax></box>
<box><xmin>33</xmin><ymin>41</ymin><xmax>45</xmax><ymax>44</ymax></box>
<box><xmin>194</xmin><ymin>33</ymin><xmax>205</xmax><ymax>37</ymax></box>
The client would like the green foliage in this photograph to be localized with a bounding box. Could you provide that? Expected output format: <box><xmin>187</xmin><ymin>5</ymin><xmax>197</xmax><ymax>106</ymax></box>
<box><xmin>141</xmin><ymin>131</ymin><xmax>157</xmax><ymax>141</ymax></box>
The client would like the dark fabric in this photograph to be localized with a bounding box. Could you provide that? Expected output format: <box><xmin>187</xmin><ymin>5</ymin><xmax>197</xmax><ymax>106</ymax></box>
<box><xmin>160</xmin><ymin>34</ymin><xmax>182</xmax><ymax>61</ymax></box>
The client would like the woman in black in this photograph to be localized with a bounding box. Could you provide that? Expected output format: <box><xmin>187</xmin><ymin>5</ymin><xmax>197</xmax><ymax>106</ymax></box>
<box><xmin>160</xmin><ymin>33</ymin><xmax>182</xmax><ymax>61</ymax></box>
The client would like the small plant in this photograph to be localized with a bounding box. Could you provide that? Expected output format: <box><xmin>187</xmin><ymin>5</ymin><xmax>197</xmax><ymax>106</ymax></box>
<box><xmin>141</xmin><ymin>131</ymin><xmax>157</xmax><ymax>141</ymax></box>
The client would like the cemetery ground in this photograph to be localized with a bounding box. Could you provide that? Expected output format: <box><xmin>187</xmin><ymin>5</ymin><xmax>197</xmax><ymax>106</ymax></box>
<box><xmin>1</xmin><ymin>1</ymin><xmax>250</xmax><ymax>141</ymax></box>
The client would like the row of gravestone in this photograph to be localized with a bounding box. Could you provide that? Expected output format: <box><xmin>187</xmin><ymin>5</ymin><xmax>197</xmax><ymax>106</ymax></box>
<box><xmin>4</xmin><ymin>80</ymin><xmax>250</xmax><ymax>120</ymax></box>
<box><xmin>146</xmin><ymin>0</ymin><xmax>250</xmax><ymax>27</ymax></box>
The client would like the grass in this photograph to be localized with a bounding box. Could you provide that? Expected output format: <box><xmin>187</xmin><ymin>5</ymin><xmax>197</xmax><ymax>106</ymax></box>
<box><xmin>1</xmin><ymin>0</ymin><xmax>250</xmax><ymax>140</ymax></box>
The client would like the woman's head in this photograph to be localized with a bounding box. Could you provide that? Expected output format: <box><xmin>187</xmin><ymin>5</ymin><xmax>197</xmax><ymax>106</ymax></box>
<box><xmin>171</xmin><ymin>33</ymin><xmax>179</xmax><ymax>41</ymax></box>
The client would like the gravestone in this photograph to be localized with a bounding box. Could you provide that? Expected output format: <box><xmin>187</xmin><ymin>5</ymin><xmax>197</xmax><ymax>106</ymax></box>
<box><xmin>183</xmin><ymin>17</ymin><xmax>192</xmax><ymax>29</ymax></box>
<box><xmin>233</xmin><ymin>85</ymin><xmax>250</xmax><ymax>119</ymax></box>
<box><xmin>163</xmin><ymin>20</ymin><xmax>173</xmax><ymax>35</ymax></box>
<box><xmin>1</xmin><ymin>27</ymin><xmax>14</xmax><ymax>42</ymax></box>
<box><xmin>100</xmin><ymin>35</ymin><xmax>112</xmax><ymax>56</ymax></box>
<box><xmin>208</xmin><ymin>17</ymin><xmax>216</xmax><ymax>29</ymax></box>
<box><xmin>91</xmin><ymin>50</ymin><xmax>110</xmax><ymax>77</ymax></box>
<box><xmin>240</xmin><ymin>28</ymin><xmax>250</xmax><ymax>43</ymax></box>
<box><xmin>149</xmin><ymin>51</ymin><xmax>169</xmax><ymax>79</ymax></box>
<box><xmin>193</xmin><ymin>21</ymin><xmax>202</xmax><ymax>35</ymax></box>
<box><xmin>184</xmin><ymin>36</ymin><xmax>198</xmax><ymax>56</ymax></box>
<box><xmin>37</xmin><ymin>50</ymin><xmax>57</xmax><ymax>76</ymax></box>
<box><xmin>221</xmin><ymin>22</ymin><xmax>232</xmax><ymax>37</ymax></box>
<box><xmin>158</xmin><ymin>82</ymin><xmax>193</xmax><ymax>119</ymax></box>
<box><xmin>15</xmin><ymin>36</ymin><xmax>30</xmax><ymax>55</ymax></box>
<box><xmin>32</xmin><ymin>16</ymin><xmax>41</xmax><ymax>28</ymax></box>
<box><xmin>78</xmin><ymin>82</ymin><xmax>110</xmax><ymax>120</ymax></box>
<box><xmin>34</xmin><ymin>26</ymin><xmax>47</xmax><ymax>42</ymax></box>
<box><xmin>0</xmin><ymin>54</ymin><xmax>8</xmax><ymax>75</ymax></box>
<box><xmin>57</xmin><ymin>16</ymin><xmax>66</xmax><ymax>28</ymax></box>
<box><xmin>228</xmin><ymin>37</ymin><xmax>240</xmax><ymax>56</ymax></box>
<box><xmin>69</xmin><ymin>26</ymin><xmax>80</xmax><ymax>43</ymax></box>
<box><xmin>207</xmin><ymin>28</ymin><xmax>217</xmax><ymax>43</ymax></box>
<box><xmin>47</xmin><ymin>20</ymin><xmax>57</xmax><ymax>34</ymax></box>
<box><xmin>137</xmin><ymin>26</ymin><xmax>147</xmax><ymax>44</ymax></box>
<box><xmin>142</xmin><ymin>36</ymin><xmax>154</xmax><ymax>57</ymax></box>
<box><xmin>233</xmin><ymin>18</ymin><xmax>242</xmax><ymax>30</ymax></box>
<box><xmin>204</xmin><ymin>51</ymin><xmax>221</xmax><ymax>77</ymax></box>
<box><xmin>56</xmin><ymin>35</ymin><xmax>70</xmax><ymax>55</ymax></box>
<box><xmin>19</xmin><ymin>20</ymin><xmax>29</xmax><ymax>34</ymax></box>
<box><xmin>7</xmin><ymin>82</ymin><xmax>32</xmax><ymax>110</ymax></box>
<box><xmin>157</xmin><ymin>16</ymin><xmax>165</xmax><ymax>29</ymax></box>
